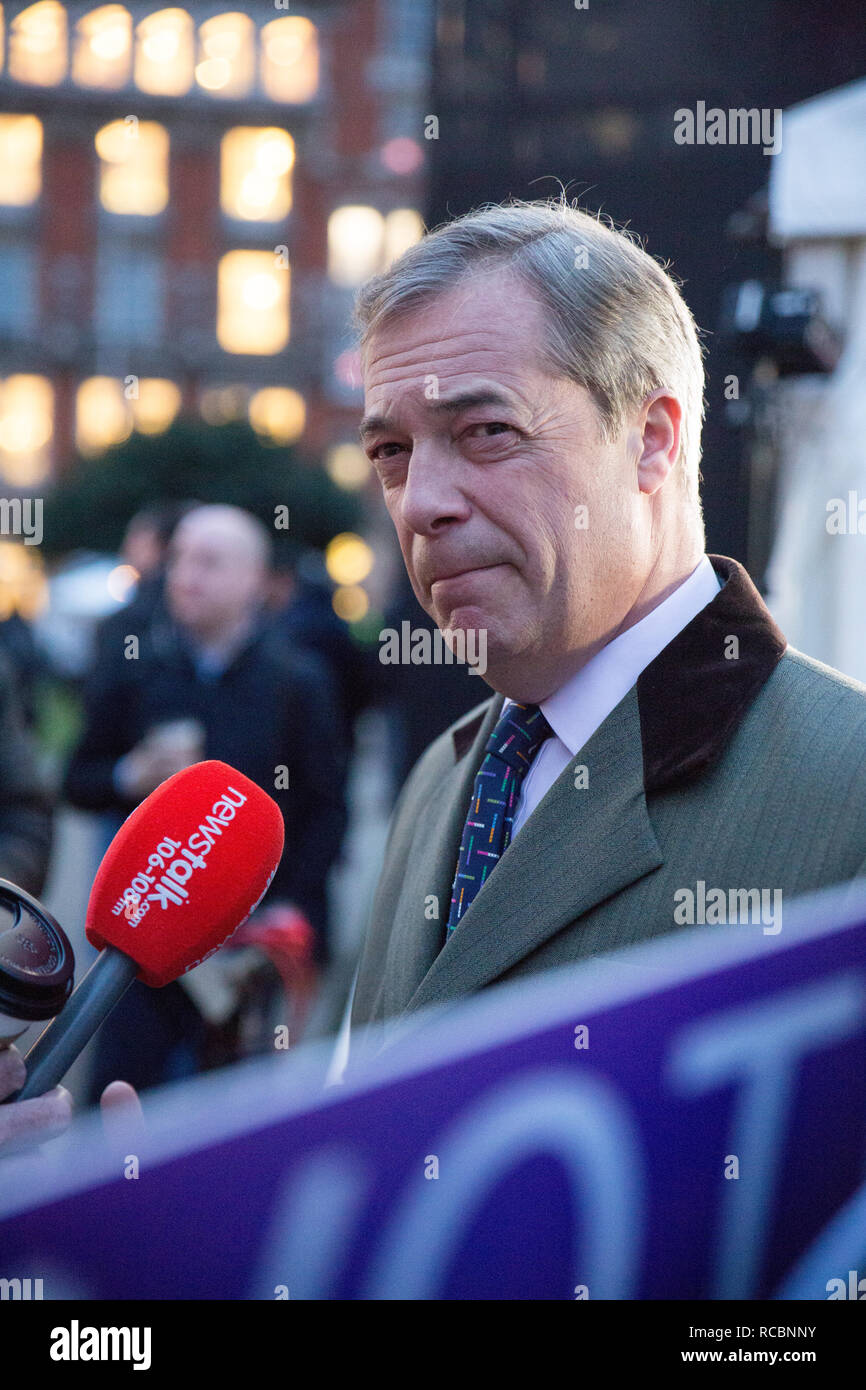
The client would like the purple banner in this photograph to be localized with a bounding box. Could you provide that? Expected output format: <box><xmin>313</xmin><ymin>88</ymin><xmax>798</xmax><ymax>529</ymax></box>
<box><xmin>1</xmin><ymin>880</ymin><xmax>866</xmax><ymax>1300</ymax></box>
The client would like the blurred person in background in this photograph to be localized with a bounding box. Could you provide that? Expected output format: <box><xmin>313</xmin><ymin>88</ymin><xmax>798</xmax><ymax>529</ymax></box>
<box><xmin>91</xmin><ymin>501</ymin><xmax>198</xmax><ymax>678</ymax></box>
<box><xmin>63</xmin><ymin>504</ymin><xmax>348</xmax><ymax>1099</ymax></box>
<box><xmin>86</xmin><ymin>502</ymin><xmax>200</xmax><ymax>861</ymax></box>
<box><xmin>0</xmin><ymin>648</ymin><xmax>52</xmax><ymax>896</ymax></box>
<box><xmin>0</xmin><ymin>608</ymin><xmax>47</xmax><ymax>728</ymax></box>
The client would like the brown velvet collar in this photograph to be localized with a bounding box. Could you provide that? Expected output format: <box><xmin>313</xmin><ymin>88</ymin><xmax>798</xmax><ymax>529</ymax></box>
<box><xmin>451</xmin><ymin>556</ymin><xmax>788</xmax><ymax>793</ymax></box>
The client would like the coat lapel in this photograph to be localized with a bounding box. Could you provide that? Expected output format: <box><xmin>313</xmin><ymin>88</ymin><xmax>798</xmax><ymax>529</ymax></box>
<box><xmin>381</xmin><ymin>693</ymin><xmax>504</xmax><ymax>1019</ymax></box>
<box><xmin>399</xmin><ymin>685</ymin><xmax>663</xmax><ymax>1017</ymax></box>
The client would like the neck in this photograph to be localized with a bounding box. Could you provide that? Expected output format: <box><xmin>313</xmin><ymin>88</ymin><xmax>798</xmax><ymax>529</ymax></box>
<box><xmin>607</xmin><ymin>541</ymin><xmax>705</xmax><ymax>645</ymax></box>
<box><xmin>488</xmin><ymin>540</ymin><xmax>707</xmax><ymax>704</ymax></box>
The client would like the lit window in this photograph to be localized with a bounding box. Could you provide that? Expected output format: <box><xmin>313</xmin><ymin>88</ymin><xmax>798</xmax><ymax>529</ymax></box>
<box><xmin>132</xmin><ymin>378</ymin><xmax>181</xmax><ymax>433</ymax></box>
<box><xmin>196</xmin><ymin>11</ymin><xmax>254</xmax><ymax>97</ymax></box>
<box><xmin>249</xmin><ymin>388</ymin><xmax>304</xmax><ymax>444</ymax></box>
<box><xmin>327</xmin><ymin>206</ymin><xmax>385</xmax><ymax>287</ymax></box>
<box><xmin>0</xmin><ymin>115</ymin><xmax>42</xmax><ymax>205</ymax></box>
<box><xmin>95</xmin><ymin>118</ymin><xmax>169</xmax><ymax>215</ymax></box>
<box><xmin>221</xmin><ymin>127</ymin><xmax>294</xmax><ymax>222</ymax></box>
<box><xmin>384</xmin><ymin>208</ymin><xmax>424</xmax><ymax>266</ymax></box>
<box><xmin>0</xmin><ymin>375</ymin><xmax>53</xmax><ymax>486</ymax></box>
<box><xmin>134</xmin><ymin>7</ymin><xmax>193</xmax><ymax>96</ymax></box>
<box><xmin>73</xmin><ymin>5</ymin><xmax>132</xmax><ymax>90</ymax></box>
<box><xmin>217</xmin><ymin>250</ymin><xmax>289</xmax><ymax>355</ymax></box>
<box><xmin>260</xmin><ymin>16</ymin><xmax>318</xmax><ymax>103</ymax></box>
<box><xmin>0</xmin><ymin>542</ymin><xmax>47</xmax><ymax>623</ymax></box>
<box><xmin>76</xmin><ymin>377</ymin><xmax>131</xmax><ymax>455</ymax></box>
<box><xmin>327</xmin><ymin>206</ymin><xmax>423</xmax><ymax>287</ymax></box>
<box><xmin>9</xmin><ymin>1</ymin><xmax>66</xmax><ymax>86</ymax></box>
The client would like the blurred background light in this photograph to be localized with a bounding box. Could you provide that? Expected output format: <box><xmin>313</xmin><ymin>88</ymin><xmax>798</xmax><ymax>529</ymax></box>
<box><xmin>328</xmin><ymin>205</ymin><xmax>423</xmax><ymax>285</ymax></box>
<box><xmin>0</xmin><ymin>375</ymin><xmax>54</xmax><ymax>485</ymax></box>
<box><xmin>325</xmin><ymin>532</ymin><xmax>375</xmax><ymax>587</ymax></box>
<box><xmin>380</xmin><ymin>136</ymin><xmax>424</xmax><ymax>175</ymax></box>
<box><xmin>248</xmin><ymin>386</ymin><xmax>305</xmax><ymax>444</ymax></box>
<box><xmin>328</xmin><ymin>205</ymin><xmax>385</xmax><ymax>287</ymax></box>
<box><xmin>0</xmin><ymin>114</ymin><xmax>42</xmax><ymax>205</ymax></box>
<box><xmin>260</xmin><ymin>15</ymin><xmax>318</xmax><ymax>103</ymax></box>
<box><xmin>331</xmin><ymin>584</ymin><xmax>369</xmax><ymax>623</ymax></box>
<box><xmin>383</xmin><ymin>207</ymin><xmax>425</xmax><ymax>266</ymax></box>
<box><xmin>95</xmin><ymin>117</ymin><xmax>169</xmax><ymax>216</ymax></box>
<box><xmin>132</xmin><ymin>378</ymin><xmax>182</xmax><ymax>435</ymax></box>
<box><xmin>221</xmin><ymin>126</ymin><xmax>294</xmax><ymax>221</ymax></box>
<box><xmin>333</xmin><ymin>349</ymin><xmax>362</xmax><ymax>390</ymax></box>
<box><xmin>9</xmin><ymin>1</ymin><xmax>67</xmax><ymax>87</ymax></box>
<box><xmin>0</xmin><ymin>540</ymin><xmax>47</xmax><ymax>621</ymax></box>
<box><xmin>134</xmin><ymin>6</ymin><xmax>194</xmax><ymax>96</ymax></box>
<box><xmin>73</xmin><ymin>4</ymin><xmax>132</xmax><ymax>90</ymax></box>
<box><xmin>196</xmin><ymin>11</ymin><xmax>254</xmax><ymax>97</ymax></box>
<box><xmin>75</xmin><ymin>376</ymin><xmax>131</xmax><ymax>455</ymax></box>
<box><xmin>105</xmin><ymin>562</ymin><xmax>138</xmax><ymax>603</ymax></box>
<box><xmin>326</xmin><ymin>443</ymin><xmax>372</xmax><ymax>492</ymax></box>
<box><xmin>217</xmin><ymin>250</ymin><xmax>289</xmax><ymax>354</ymax></box>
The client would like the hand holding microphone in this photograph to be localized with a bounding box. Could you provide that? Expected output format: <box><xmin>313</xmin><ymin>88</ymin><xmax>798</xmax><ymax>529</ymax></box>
<box><xmin>3</xmin><ymin>759</ymin><xmax>285</xmax><ymax>1105</ymax></box>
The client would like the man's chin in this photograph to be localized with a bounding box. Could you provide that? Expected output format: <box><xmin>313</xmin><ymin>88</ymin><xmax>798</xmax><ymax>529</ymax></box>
<box><xmin>435</xmin><ymin>610</ymin><xmax>518</xmax><ymax>677</ymax></box>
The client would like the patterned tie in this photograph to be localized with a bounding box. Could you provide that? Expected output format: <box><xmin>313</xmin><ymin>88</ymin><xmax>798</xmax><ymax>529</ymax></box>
<box><xmin>446</xmin><ymin>701</ymin><xmax>553</xmax><ymax>934</ymax></box>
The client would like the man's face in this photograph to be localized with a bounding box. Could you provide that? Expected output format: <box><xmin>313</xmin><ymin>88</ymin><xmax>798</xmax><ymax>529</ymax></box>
<box><xmin>361</xmin><ymin>268</ymin><xmax>656</xmax><ymax>700</ymax></box>
<box><xmin>166</xmin><ymin>521</ymin><xmax>264</xmax><ymax>640</ymax></box>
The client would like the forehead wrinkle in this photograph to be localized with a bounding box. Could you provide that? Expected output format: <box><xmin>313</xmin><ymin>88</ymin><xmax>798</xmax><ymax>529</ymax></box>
<box><xmin>367</xmin><ymin>332</ymin><xmax>520</xmax><ymax>378</ymax></box>
<box><xmin>365</xmin><ymin>347</ymin><xmax>540</xmax><ymax>410</ymax></box>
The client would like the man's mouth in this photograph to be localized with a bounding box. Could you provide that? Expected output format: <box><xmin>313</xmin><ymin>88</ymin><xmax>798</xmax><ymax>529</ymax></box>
<box><xmin>430</xmin><ymin>563</ymin><xmax>501</xmax><ymax>587</ymax></box>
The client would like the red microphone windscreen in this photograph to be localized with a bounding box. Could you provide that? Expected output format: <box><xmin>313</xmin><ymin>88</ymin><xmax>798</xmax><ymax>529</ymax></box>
<box><xmin>85</xmin><ymin>761</ymin><xmax>285</xmax><ymax>987</ymax></box>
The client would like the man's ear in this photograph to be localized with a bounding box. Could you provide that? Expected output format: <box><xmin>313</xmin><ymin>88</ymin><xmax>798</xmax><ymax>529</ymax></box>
<box><xmin>636</xmin><ymin>390</ymin><xmax>682</xmax><ymax>496</ymax></box>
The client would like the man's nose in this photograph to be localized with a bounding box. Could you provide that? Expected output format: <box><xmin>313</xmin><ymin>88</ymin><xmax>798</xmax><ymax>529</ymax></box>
<box><xmin>398</xmin><ymin>448</ymin><xmax>471</xmax><ymax>535</ymax></box>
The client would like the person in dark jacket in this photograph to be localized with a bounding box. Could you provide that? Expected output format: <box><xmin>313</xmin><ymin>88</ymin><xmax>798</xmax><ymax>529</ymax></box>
<box><xmin>0</xmin><ymin>648</ymin><xmax>52</xmax><ymax>895</ymax></box>
<box><xmin>64</xmin><ymin>505</ymin><xmax>348</xmax><ymax>1096</ymax></box>
<box><xmin>0</xmin><ymin>611</ymin><xmax>47</xmax><ymax>727</ymax></box>
<box><xmin>88</xmin><ymin>500</ymin><xmax>198</xmax><ymax>685</ymax></box>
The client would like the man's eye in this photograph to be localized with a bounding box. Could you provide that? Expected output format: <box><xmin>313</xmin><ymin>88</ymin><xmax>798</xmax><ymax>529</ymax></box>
<box><xmin>369</xmin><ymin>442</ymin><xmax>407</xmax><ymax>461</ymax></box>
<box><xmin>466</xmin><ymin>422</ymin><xmax>514</xmax><ymax>438</ymax></box>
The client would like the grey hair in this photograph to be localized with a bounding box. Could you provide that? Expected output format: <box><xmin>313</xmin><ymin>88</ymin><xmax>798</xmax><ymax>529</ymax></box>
<box><xmin>353</xmin><ymin>196</ymin><xmax>706</xmax><ymax>521</ymax></box>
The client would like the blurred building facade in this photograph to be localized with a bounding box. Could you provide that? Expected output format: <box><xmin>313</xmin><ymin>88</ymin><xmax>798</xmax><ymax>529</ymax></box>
<box><xmin>0</xmin><ymin>0</ymin><xmax>433</xmax><ymax>503</ymax></box>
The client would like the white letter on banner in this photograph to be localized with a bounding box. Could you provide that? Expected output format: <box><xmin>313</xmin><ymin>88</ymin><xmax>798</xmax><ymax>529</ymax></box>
<box><xmin>363</xmin><ymin>1070</ymin><xmax>643</xmax><ymax>1300</ymax></box>
<box><xmin>250</xmin><ymin>1148</ymin><xmax>370</xmax><ymax>1300</ymax></box>
<box><xmin>667</xmin><ymin>974</ymin><xmax>866</xmax><ymax>1300</ymax></box>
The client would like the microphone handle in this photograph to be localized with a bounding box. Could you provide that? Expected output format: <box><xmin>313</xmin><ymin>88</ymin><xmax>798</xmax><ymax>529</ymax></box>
<box><xmin>8</xmin><ymin>949</ymin><xmax>139</xmax><ymax>1102</ymax></box>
